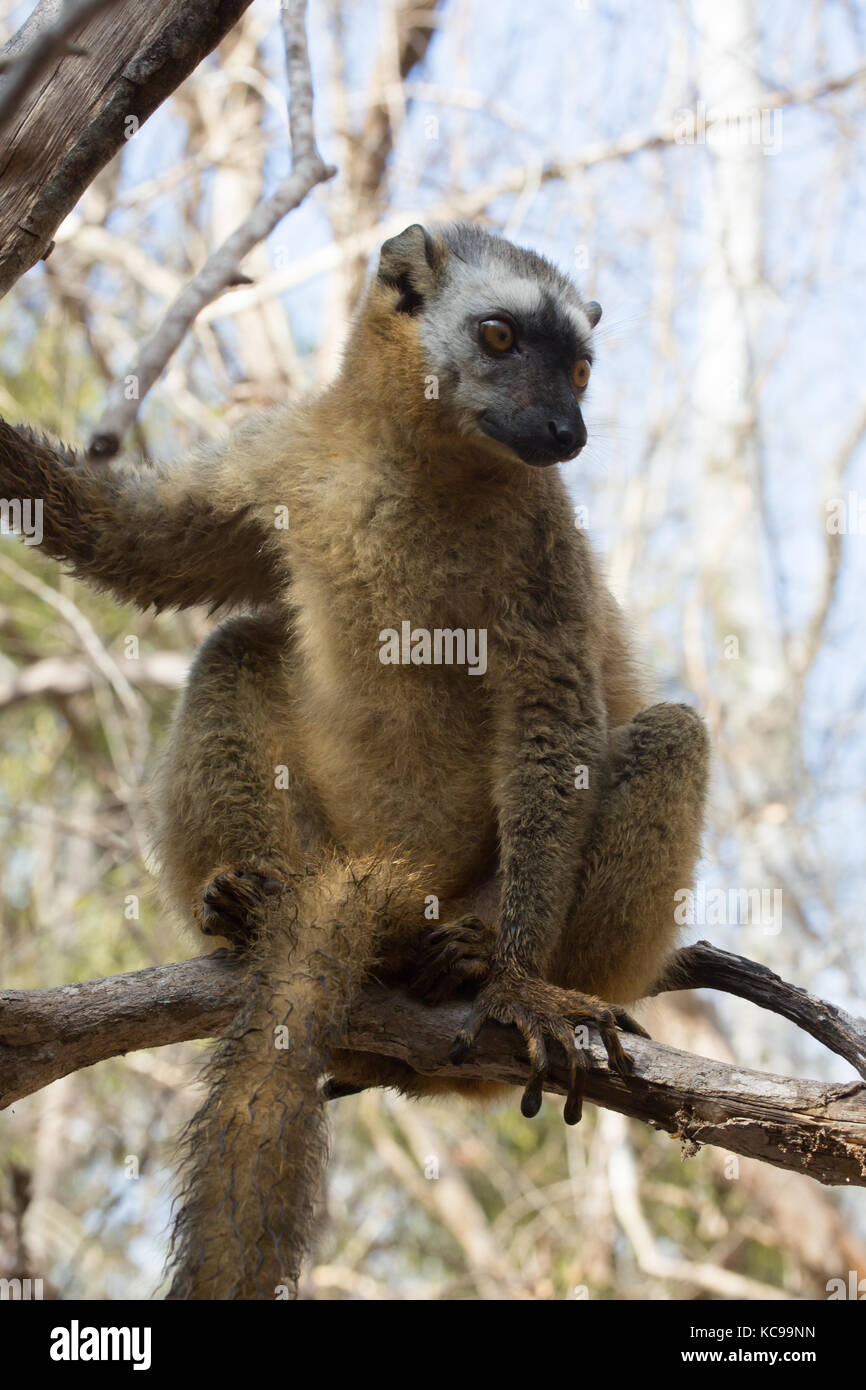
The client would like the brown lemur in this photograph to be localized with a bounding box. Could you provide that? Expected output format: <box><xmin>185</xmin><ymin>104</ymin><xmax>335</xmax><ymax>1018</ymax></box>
<box><xmin>0</xmin><ymin>222</ymin><xmax>709</xmax><ymax>1299</ymax></box>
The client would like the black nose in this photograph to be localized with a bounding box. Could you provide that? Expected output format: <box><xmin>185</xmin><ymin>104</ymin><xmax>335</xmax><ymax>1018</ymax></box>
<box><xmin>548</xmin><ymin>419</ymin><xmax>586</xmax><ymax>455</ymax></box>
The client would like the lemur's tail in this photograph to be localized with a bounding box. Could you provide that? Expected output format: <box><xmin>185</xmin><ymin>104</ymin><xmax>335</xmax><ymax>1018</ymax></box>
<box><xmin>165</xmin><ymin>857</ymin><xmax>408</xmax><ymax>1300</ymax></box>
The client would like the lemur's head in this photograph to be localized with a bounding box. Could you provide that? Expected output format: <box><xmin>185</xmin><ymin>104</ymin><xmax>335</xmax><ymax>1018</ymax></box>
<box><xmin>374</xmin><ymin>222</ymin><xmax>601</xmax><ymax>467</ymax></box>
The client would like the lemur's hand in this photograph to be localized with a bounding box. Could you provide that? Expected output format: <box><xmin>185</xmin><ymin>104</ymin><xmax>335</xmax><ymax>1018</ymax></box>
<box><xmin>449</xmin><ymin>970</ymin><xmax>648</xmax><ymax>1124</ymax></box>
<box><xmin>410</xmin><ymin>914</ymin><xmax>494</xmax><ymax>1004</ymax></box>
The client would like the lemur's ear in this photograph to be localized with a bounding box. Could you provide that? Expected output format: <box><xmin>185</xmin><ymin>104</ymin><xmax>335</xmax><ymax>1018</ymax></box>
<box><xmin>584</xmin><ymin>300</ymin><xmax>602</xmax><ymax>328</ymax></box>
<box><xmin>377</xmin><ymin>224</ymin><xmax>443</xmax><ymax>315</ymax></box>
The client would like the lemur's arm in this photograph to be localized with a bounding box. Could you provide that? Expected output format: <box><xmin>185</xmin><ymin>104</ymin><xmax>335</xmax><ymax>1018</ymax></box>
<box><xmin>491</xmin><ymin>607</ymin><xmax>605</xmax><ymax>980</ymax></box>
<box><xmin>450</xmin><ymin>517</ymin><xmax>645</xmax><ymax>1119</ymax></box>
<box><xmin>0</xmin><ymin>418</ymin><xmax>284</xmax><ymax>612</ymax></box>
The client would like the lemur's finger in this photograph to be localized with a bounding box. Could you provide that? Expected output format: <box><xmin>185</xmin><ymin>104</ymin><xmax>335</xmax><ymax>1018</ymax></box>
<box><xmin>597</xmin><ymin>1012</ymin><xmax>632</xmax><ymax>1075</ymax></box>
<box><xmin>549</xmin><ymin>1018</ymin><xmax>586</xmax><ymax>1126</ymax></box>
<box><xmin>520</xmin><ymin>1028</ymin><xmax>548</xmax><ymax>1118</ymax></box>
<box><xmin>611</xmin><ymin>1006</ymin><xmax>650</xmax><ymax>1039</ymax></box>
<box><xmin>449</xmin><ymin>1004</ymin><xmax>489</xmax><ymax>1064</ymax></box>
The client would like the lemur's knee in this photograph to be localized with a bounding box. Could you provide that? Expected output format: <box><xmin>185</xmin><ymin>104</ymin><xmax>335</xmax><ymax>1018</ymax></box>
<box><xmin>190</xmin><ymin>613</ymin><xmax>285</xmax><ymax>687</ymax></box>
<box><xmin>619</xmin><ymin>701</ymin><xmax>709</xmax><ymax>793</ymax></box>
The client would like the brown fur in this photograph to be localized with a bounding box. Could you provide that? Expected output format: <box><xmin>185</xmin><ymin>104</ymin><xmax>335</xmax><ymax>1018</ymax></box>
<box><xmin>0</xmin><ymin>223</ymin><xmax>709</xmax><ymax>1298</ymax></box>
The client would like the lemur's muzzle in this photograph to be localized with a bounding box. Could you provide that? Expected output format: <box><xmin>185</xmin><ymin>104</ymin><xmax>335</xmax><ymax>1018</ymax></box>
<box><xmin>480</xmin><ymin>402</ymin><xmax>587</xmax><ymax>466</ymax></box>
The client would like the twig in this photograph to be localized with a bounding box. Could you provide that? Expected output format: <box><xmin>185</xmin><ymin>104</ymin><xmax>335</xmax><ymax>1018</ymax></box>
<box><xmin>87</xmin><ymin>0</ymin><xmax>336</xmax><ymax>459</ymax></box>
<box><xmin>2</xmin><ymin>950</ymin><xmax>865</xmax><ymax>1186</ymax></box>
<box><xmin>195</xmin><ymin>63</ymin><xmax>866</xmax><ymax>326</ymax></box>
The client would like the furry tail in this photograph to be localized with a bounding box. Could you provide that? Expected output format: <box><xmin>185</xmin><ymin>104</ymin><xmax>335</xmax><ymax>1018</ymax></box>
<box><xmin>165</xmin><ymin>857</ymin><xmax>417</xmax><ymax>1300</ymax></box>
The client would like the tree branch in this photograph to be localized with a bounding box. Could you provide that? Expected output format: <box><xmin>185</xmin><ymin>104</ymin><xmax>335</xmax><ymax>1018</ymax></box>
<box><xmin>656</xmin><ymin>940</ymin><xmax>866</xmax><ymax>1081</ymax></box>
<box><xmin>2</xmin><ymin>944</ymin><xmax>865</xmax><ymax>1187</ymax></box>
<box><xmin>0</xmin><ymin>651</ymin><xmax>188</xmax><ymax>709</ymax></box>
<box><xmin>0</xmin><ymin>0</ymin><xmax>257</xmax><ymax>298</ymax></box>
<box><xmin>87</xmin><ymin>0</ymin><xmax>336</xmax><ymax>459</ymax></box>
<box><xmin>0</xmin><ymin>0</ymin><xmax>122</xmax><ymax>129</ymax></box>
<box><xmin>186</xmin><ymin>63</ymin><xmax>866</xmax><ymax>327</ymax></box>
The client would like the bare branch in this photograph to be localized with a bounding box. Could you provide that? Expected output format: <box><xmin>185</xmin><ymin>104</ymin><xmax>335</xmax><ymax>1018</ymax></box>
<box><xmin>280</xmin><ymin>0</ymin><xmax>320</xmax><ymax>159</ymax></box>
<box><xmin>658</xmin><ymin>940</ymin><xmax>866</xmax><ymax>1081</ymax></box>
<box><xmin>87</xmin><ymin>0</ymin><xmax>336</xmax><ymax>459</ymax></box>
<box><xmin>204</xmin><ymin>63</ymin><xmax>866</xmax><ymax>326</ymax></box>
<box><xmin>2</xmin><ymin>949</ymin><xmax>864</xmax><ymax>1187</ymax></box>
<box><xmin>0</xmin><ymin>651</ymin><xmax>189</xmax><ymax>710</ymax></box>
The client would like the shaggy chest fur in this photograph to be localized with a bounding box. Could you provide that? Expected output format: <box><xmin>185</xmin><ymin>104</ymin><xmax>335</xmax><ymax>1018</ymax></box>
<box><xmin>284</xmin><ymin>456</ymin><xmax>539</xmax><ymax>884</ymax></box>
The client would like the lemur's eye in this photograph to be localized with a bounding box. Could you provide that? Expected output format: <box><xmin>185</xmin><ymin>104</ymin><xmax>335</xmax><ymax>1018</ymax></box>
<box><xmin>572</xmin><ymin>359</ymin><xmax>591</xmax><ymax>390</ymax></box>
<box><xmin>480</xmin><ymin>318</ymin><xmax>515</xmax><ymax>352</ymax></box>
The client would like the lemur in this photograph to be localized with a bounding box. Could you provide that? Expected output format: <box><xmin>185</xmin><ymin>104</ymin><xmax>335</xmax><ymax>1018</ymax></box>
<box><xmin>0</xmin><ymin>222</ymin><xmax>709</xmax><ymax>1299</ymax></box>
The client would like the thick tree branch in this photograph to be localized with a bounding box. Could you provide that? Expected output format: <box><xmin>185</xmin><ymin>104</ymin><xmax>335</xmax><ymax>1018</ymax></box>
<box><xmin>2</xmin><ymin>944</ymin><xmax>865</xmax><ymax>1188</ymax></box>
<box><xmin>0</xmin><ymin>0</ymin><xmax>257</xmax><ymax>298</ymax></box>
<box><xmin>87</xmin><ymin>0</ymin><xmax>335</xmax><ymax>458</ymax></box>
<box><xmin>0</xmin><ymin>0</ymin><xmax>122</xmax><ymax>129</ymax></box>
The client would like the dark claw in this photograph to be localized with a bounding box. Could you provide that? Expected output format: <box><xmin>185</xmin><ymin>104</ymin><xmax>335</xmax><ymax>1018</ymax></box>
<box><xmin>563</xmin><ymin>1090</ymin><xmax>583</xmax><ymax>1126</ymax></box>
<box><xmin>449</xmin><ymin>980</ymin><xmax>643</xmax><ymax>1124</ymax></box>
<box><xmin>611</xmin><ymin>1005</ymin><xmax>650</xmax><ymax>1039</ymax></box>
<box><xmin>322</xmin><ymin>1078</ymin><xmax>366</xmax><ymax>1100</ymax></box>
<box><xmin>521</xmin><ymin>1076</ymin><xmax>544</xmax><ymax>1118</ymax></box>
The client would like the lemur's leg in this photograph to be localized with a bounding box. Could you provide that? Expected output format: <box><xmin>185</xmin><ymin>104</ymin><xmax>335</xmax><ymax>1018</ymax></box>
<box><xmin>410</xmin><ymin>703</ymin><xmax>707</xmax><ymax>1029</ymax></box>
<box><xmin>546</xmin><ymin>701</ymin><xmax>709</xmax><ymax>1003</ymax></box>
<box><xmin>152</xmin><ymin>612</ymin><xmax>326</xmax><ymax>947</ymax></box>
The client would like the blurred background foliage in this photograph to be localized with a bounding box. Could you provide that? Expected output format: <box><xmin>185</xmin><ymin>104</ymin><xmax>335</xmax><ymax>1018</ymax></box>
<box><xmin>2</xmin><ymin>0</ymin><xmax>866</xmax><ymax>1299</ymax></box>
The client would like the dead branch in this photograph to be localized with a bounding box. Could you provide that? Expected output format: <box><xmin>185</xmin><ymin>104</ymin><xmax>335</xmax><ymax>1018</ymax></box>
<box><xmin>87</xmin><ymin>0</ymin><xmax>335</xmax><ymax>458</ymax></box>
<box><xmin>1</xmin><ymin>943</ymin><xmax>864</xmax><ymax>1188</ymax></box>
<box><xmin>655</xmin><ymin>941</ymin><xmax>866</xmax><ymax>1080</ymax></box>
<box><xmin>0</xmin><ymin>0</ymin><xmax>257</xmax><ymax>298</ymax></box>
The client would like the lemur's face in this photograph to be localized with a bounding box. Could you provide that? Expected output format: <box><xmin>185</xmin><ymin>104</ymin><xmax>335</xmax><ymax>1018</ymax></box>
<box><xmin>377</xmin><ymin>224</ymin><xmax>601</xmax><ymax>468</ymax></box>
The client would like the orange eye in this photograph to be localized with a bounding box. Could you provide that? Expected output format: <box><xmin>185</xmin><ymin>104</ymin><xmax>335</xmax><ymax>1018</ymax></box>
<box><xmin>572</xmin><ymin>359</ymin><xmax>591</xmax><ymax>390</ymax></box>
<box><xmin>480</xmin><ymin>318</ymin><xmax>515</xmax><ymax>352</ymax></box>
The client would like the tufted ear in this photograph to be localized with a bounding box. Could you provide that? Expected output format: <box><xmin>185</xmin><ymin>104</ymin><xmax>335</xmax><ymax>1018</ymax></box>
<box><xmin>584</xmin><ymin>300</ymin><xmax>602</xmax><ymax>328</ymax></box>
<box><xmin>377</xmin><ymin>224</ymin><xmax>444</xmax><ymax>315</ymax></box>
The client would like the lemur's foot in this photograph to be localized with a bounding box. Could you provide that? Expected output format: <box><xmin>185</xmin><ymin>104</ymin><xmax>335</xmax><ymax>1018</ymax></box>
<box><xmin>449</xmin><ymin>973</ymin><xmax>648</xmax><ymax>1125</ymax></box>
<box><xmin>410</xmin><ymin>914</ymin><xmax>493</xmax><ymax>1004</ymax></box>
<box><xmin>194</xmin><ymin>865</ymin><xmax>284</xmax><ymax>946</ymax></box>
